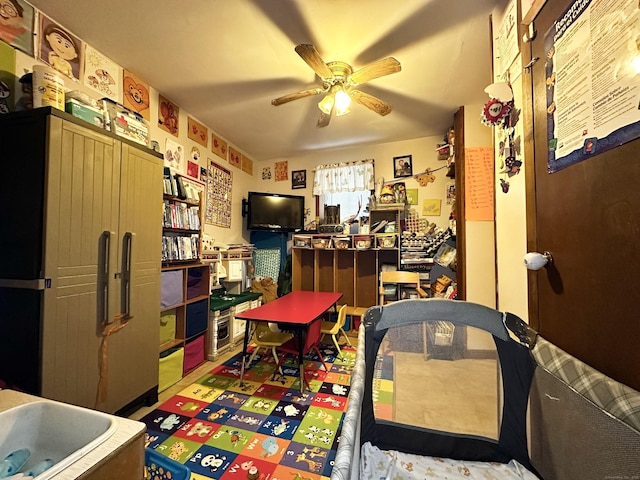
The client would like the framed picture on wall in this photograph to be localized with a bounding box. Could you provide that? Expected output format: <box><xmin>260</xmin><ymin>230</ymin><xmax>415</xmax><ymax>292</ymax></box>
<box><xmin>292</xmin><ymin>169</ymin><xmax>306</xmax><ymax>189</ymax></box>
<box><xmin>393</xmin><ymin>155</ymin><xmax>413</xmax><ymax>178</ymax></box>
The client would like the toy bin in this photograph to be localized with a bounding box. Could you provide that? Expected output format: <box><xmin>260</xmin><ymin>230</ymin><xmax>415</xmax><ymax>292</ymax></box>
<box><xmin>161</xmin><ymin>270</ymin><xmax>183</xmax><ymax>308</ymax></box>
<box><xmin>159</xmin><ymin>309</ymin><xmax>177</xmax><ymax>345</ymax></box>
<box><xmin>158</xmin><ymin>347</ymin><xmax>184</xmax><ymax>392</ymax></box>
<box><xmin>186</xmin><ymin>299</ymin><xmax>208</xmax><ymax>337</ymax></box>
<box><xmin>145</xmin><ymin>448</ymin><xmax>190</xmax><ymax>480</ymax></box>
<box><xmin>183</xmin><ymin>334</ymin><xmax>205</xmax><ymax>373</ymax></box>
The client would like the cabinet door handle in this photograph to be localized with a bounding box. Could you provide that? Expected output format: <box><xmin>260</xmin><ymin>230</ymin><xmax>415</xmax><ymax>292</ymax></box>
<box><xmin>97</xmin><ymin>230</ymin><xmax>111</xmax><ymax>326</ymax></box>
<box><xmin>121</xmin><ymin>232</ymin><xmax>134</xmax><ymax>319</ymax></box>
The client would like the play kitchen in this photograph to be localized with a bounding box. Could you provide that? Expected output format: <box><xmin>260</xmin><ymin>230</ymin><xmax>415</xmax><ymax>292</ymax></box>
<box><xmin>207</xmin><ymin>288</ymin><xmax>262</xmax><ymax>361</ymax></box>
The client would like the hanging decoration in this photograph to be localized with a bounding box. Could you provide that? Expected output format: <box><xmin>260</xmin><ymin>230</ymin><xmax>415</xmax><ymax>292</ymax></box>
<box><xmin>482</xmin><ymin>81</ymin><xmax>522</xmax><ymax>193</ymax></box>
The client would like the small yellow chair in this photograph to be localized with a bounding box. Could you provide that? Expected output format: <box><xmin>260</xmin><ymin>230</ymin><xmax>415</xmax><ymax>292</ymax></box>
<box><xmin>247</xmin><ymin>322</ymin><xmax>294</xmax><ymax>371</ymax></box>
<box><xmin>321</xmin><ymin>304</ymin><xmax>352</xmax><ymax>357</ymax></box>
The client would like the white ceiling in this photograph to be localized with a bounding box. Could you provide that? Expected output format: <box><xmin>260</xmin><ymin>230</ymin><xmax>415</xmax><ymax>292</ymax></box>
<box><xmin>29</xmin><ymin>0</ymin><xmax>499</xmax><ymax>162</ymax></box>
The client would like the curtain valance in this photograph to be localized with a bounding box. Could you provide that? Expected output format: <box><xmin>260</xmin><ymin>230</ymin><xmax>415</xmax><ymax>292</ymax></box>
<box><xmin>312</xmin><ymin>159</ymin><xmax>375</xmax><ymax>195</ymax></box>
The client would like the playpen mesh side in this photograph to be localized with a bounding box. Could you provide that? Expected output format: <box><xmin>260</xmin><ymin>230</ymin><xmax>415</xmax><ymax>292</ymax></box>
<box><xmin>530</xmin><ymin>366</ymin><xmax>640</xmax><ymax>478</ymax></box>
<box><xmin>529</xmin><ymin>337</ymin><xmax>640</xmax><ymax>479</ymax></box>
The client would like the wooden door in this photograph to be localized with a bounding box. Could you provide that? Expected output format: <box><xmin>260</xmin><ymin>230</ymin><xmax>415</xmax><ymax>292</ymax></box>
<box><xmin>42</xmin><ymin>116</ymin><xmax>121</xmax><ymax>408</ymax></box>
<box><xmin>526</xmin><ymin>0</ymin><xmax>640</xmax><ymax>390</ymax></box>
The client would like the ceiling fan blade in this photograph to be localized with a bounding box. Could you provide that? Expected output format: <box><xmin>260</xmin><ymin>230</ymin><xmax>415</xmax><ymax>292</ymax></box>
<box><xmin>272</xmin><ymin>87</ymin><xmax>325</xmax><ymax>106</ymax></box>
<box><xmin>350</xmin><ymin>57</ymin><xmax>401</xmax><ymax>85</ymax></box>
<box><xmin>317</xmin><ymin>109</ymin><xmax>332</xmax><ymax>128</ymax></box>
<box><xmin>295</xmin><ymin>44</ymin><xmax>334</xmax><ymax>80</ymax></box>
<box><xmin>350</xmin><ymin>90</ymin><xmax>393</xmax><ymax>116</ymax></box>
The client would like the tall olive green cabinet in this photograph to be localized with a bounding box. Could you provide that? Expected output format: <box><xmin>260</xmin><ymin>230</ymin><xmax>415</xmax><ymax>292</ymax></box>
<box><xmin>0</xmin><ymin>108</ymin><xmax>163</xmax><ymax>414</ymax></box>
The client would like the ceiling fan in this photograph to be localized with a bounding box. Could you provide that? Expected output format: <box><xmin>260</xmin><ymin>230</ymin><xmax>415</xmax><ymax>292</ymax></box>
<box><xmin>271</xmin><ymin>44</ymin><xmax>401</xmax><ymax>127</ymax></box>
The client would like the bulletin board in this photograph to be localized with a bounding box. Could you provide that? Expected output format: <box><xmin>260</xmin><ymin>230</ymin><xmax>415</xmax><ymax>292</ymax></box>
<box><xmin>205</xmin><ymin>159</ymin><xmax>232</xmax><ymax>228</ymax></box>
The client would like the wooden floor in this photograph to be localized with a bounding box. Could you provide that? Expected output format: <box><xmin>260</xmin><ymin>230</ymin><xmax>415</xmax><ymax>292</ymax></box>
<box><xmin>129</xmin><ymin>345</ymin><xmax>243</xmax><ymax>421</ymax></box>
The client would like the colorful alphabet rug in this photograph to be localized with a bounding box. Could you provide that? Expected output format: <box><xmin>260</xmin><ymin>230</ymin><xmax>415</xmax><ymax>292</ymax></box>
<box><xmin>141</xmin><ymin>344</ymin><xmax>356</xmax><ymax>480</ymax></box>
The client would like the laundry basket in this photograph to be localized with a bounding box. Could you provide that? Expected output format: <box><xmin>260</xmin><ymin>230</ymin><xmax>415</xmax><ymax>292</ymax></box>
<box><xmin>145</xmin><ymin>448</ymin><xmax>191</xmax><ymax>480</ymax></box>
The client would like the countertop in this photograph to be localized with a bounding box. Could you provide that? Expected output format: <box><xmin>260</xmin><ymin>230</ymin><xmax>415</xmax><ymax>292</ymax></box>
<box><xmin>209</xmin><ymin>291</ymin><xmax>261</xmax><ymax>311</ymax></box>
<box><xmin>0</xmin><ymin>389</ymin><xmax>145</xmax><ymax>479</ymax></box>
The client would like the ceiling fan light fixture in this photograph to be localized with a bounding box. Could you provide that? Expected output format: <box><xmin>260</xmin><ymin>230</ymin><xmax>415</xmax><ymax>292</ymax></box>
<box><xmin>317</xmin><ymin>92</ymin><xmax>335</xmax><ymax>115</ymax></box>
<box><xmin>335</xmin><ymin>88</ymin><xmax>351</xmax><ymax>112</ymax></box>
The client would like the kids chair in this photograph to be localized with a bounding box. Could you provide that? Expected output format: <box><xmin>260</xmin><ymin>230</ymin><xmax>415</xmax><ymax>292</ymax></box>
<box><xmin>247</xmin><ymin>322</ymin><xmax>294</xmax><ymax>373</ymax></box>
<box><xmin>379</xmin><ymin>270</ymin><xmax>427</xmax><ymax>305</ymax></box>
<box><xmin>321</xmin><ymin>304</ymin><xmax>352</xmax><ymax>357</ymax></box>
<box><xmin>274</xmin><ymin>318</ymin><xmax>328</xmax><ymax>390</ymax></box>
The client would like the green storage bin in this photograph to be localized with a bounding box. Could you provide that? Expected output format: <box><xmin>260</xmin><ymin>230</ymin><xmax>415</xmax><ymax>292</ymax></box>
<box><xmin>159</xmin><ymin>347</ymin><xmax>184</xmax><ymax>392</ymax></box>
<box><xmin>160</xmin><ymin>309</ymin><xmax>177</xmax><ymax>345</ymax></box>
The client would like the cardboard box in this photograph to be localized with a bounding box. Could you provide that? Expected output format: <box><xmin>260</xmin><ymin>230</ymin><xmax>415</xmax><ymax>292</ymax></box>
<box><xmin>65</xmin><ymin>99</ymin><xmax>105</xmax><ymax>128</ymax></box>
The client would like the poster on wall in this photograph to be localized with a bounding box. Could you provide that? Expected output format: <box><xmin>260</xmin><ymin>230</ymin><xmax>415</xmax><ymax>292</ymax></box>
<box><xmin>187</xmin><ymin>116</ymin><xmax>208</xmax><ymax>147</ymax></box>
<box><xmin>275</xmin><ymin>161</ymin><xmax>288</xmax><ymax>181</ymax></box>
<box><xmin>545</xmin><ymin>0</ymin><xmax>640</xmax><ymax>173</ymax></box>
<box><xmin>37</xmin><ymin>14</ymin><xmax>82</xmax><ymax>81</ymax></box>
<box><xmin>164</xmin><ymin>138</ymin><xmax>185</xmax><ymax>174</ymax></box>
<box><xmin>493</xmin><ymin>0</ymin><xmax>519</xmax><ymax>80</ymax></box>
<box><xmin>211</xmin><ymin>133</ymin><xmax>227</xmax><ymax>160</ymax></box>
<box><xmin>83</xmin><ymin>45</ymin><xmax>122</xmax><ymax>102</ymax></box>
<box><xmin>205</xmin><ymin>159</ymin><xmax>232</xmax><ymax>228</ymax></box>
<box><xmin>122</xmin><ymin>70</ymin><xmax>150</xmax><ymax>120</ymax></box>
<box><xmin>0</xmin><ymin>0</ymin><xmax>34</xmax><ymax>56</ymax></box>
<box><xmin>0</xmin><ymin>42</ymin><xmax>16</xmax><ymax>113</ymax></box>
<box><xmin>158</xmin><ymin>94</ymin><xmax>179</xmax><ymax>136</ymax></box>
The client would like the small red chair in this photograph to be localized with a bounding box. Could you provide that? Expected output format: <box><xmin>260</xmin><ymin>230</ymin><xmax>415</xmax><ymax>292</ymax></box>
<box><xmin>274</xmin><ymin>318</ymin><xmax>328</xmax><ymax>390</ymax></box>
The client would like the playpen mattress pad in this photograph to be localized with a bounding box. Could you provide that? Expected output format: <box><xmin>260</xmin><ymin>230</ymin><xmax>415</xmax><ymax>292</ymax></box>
<box><xmin>360</xmin><ymin>442</ymin><xmax>537</xmax><ymax>479</ymax></box>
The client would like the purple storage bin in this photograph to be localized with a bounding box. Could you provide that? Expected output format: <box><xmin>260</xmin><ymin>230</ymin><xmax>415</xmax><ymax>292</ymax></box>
<box><xmin>183</xmin><ymin>334</ymin><xmax>205</xmax><ymax>373</ymax></box>
<box><xmin>161</xmin><ymin>270</ymin><xmax>183</xmax><ymax>308</ymax></box>
<box><xmin>186</xmin><ymin>268</ymin><xmax>205</xmax><ymax>299</ymax></box>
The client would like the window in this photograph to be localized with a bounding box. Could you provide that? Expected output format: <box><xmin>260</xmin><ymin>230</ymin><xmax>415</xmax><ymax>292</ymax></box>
<box><xmin>321</xmin><ymin>190</ymin><xmax>371</xmax><ymax>223</ymax></box>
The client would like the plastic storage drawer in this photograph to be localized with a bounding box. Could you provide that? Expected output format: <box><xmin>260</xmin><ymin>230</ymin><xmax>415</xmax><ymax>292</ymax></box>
<box><xmin>183</xmin><ymin>334</ymin><xmax>205</xmax><ymax>373</ymax></box>
<box><xmin>159</xmin><ymin>347</ymin><xmax>184</xmax><ymax>392</ymax></box>
<box><xmin>186</xmin><ymin>299</ymin><xmax>208</xmax><ymax>338</ymax></box>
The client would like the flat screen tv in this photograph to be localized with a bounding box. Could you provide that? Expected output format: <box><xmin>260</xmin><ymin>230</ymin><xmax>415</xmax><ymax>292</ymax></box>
<box><xmin>245</xmin><ymin>192</ymin><xmax>305</xmax><ymax>232</ymax></box>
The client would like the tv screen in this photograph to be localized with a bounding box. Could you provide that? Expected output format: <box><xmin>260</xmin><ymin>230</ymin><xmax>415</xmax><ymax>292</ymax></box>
<box><xmin>246</xmin><ymin>192</ymin><xmax>305</xmax><ymax>231</ymax></box>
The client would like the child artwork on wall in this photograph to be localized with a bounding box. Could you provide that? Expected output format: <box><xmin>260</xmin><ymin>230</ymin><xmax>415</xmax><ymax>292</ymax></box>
<box><xmin>0</xmin><ymin>42</ymin><xmax>15</xmax><ymax>113</ymax></box>
<box><xmin>164</xmin><ymin>138</ymin><xmax>184</xmax><ymax>175</ymax></box>
<box><xmin>228</xmin><ymin>146</ymin><xmax>241</xmax><ymax>169</ymax></box>
<box><xmin>211</xmin><ymin>133</ymin><xmax>227</xmax><ymax>160</ymax></box>
<box><xmin>122</xmin><ymin>70</ymin><xmax>150</xmax><ymax>120</ymax></box>
<box><xmin>241</xmin><ymin>154</ymin><xmax>253</xmax><ymax>175</ymax></box>
<box><xmin>158</xmin><ymin>94</ymin><xmax>179</xmax><ymax>136</ymax></box>
<box><xmin>187</xmin><ymin>116</ymin><xmax>208</xmax><ymax>147</ymax></box>
<box><xmin>38</xmin><ymin>14</ymin><xmax>82</xmax><ymax>81</ymax></box>
<box><xmin>83</xmin><ymin>45</ymin><xmax>121</xmax><ymax>102</ymax></box>
<box><xmin>275</xmin><ymin>161</ymin><xmax>288</xmax><ymax>182</ymax></box>
<box><xmin>422</xmin><ymin>199</ymin><xmax>442</xmax><ymax>216</ymax></box>
<box><xmin>0</xmin><ymin>0</ymin><xmax>34</xmax><ymax>56</ymax></box>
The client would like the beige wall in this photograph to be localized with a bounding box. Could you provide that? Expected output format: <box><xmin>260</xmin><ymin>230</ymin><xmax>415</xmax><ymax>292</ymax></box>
<box><xmin>462</xmin><ymin>103</ymin><xmax>496</xmax><ymax>350</ymax></box>
<box><xmin>491</xmin><ymin>0</ymin><xmax>530</xmax><ymax>323</ymax></box>
<box><xmin>249</xmin><ymin>135</ymin><xmax>453</xmax><ymax>235</ymax></box>
<box><xmin>16</xmin><ymin>47</ymin><xmax>451</xmax><ymax>248</ymax></box>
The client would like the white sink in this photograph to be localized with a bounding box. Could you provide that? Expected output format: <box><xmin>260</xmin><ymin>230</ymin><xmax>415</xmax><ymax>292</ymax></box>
<box><xmin>0</xmin><ymin>400</ymin><xmax>117</xmax><ymax>479</ymax></box>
